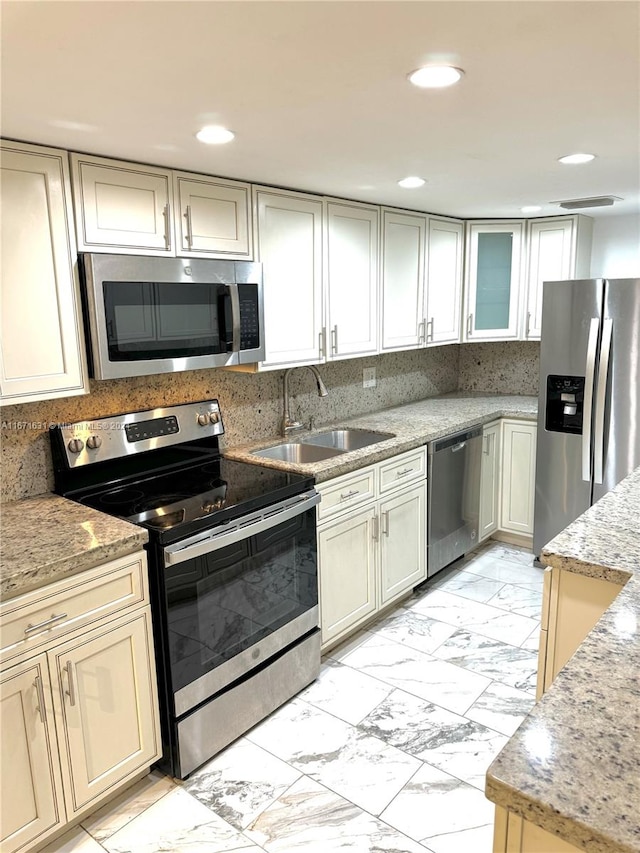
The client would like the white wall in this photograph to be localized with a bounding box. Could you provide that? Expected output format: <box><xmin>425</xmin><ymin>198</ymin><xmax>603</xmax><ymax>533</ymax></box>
<box><xmin>590</xmin><ymin>213</ymin><xmax>640</xmax><ymax>278</ymax></box>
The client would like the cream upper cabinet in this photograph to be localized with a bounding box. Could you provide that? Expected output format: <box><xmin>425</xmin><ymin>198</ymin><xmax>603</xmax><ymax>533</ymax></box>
<box><xmin>524</xmin><ymin>215</ymin><xmax>593</xmax><ymax>340</ymax></box>
<box><xmin>325</xmin><ymin>200</ymin><xmax>379</xmax><ymax>359</ymax></box>
<box><xmin>0</xmin><ymin>656</ymin><xmax>64</xmax><ymax>853</ymax></box>
<box><xmin>425</xmin><ymin>217</ymin><xmax>464</xmax><ymax>345</ymax></box>
<box><xmin>0</xmin><ymin>141</ymin><xmax>88</xmax><ymax>405</ymax></box>
<box><xmin>479</xmin><ymin>420</ymin><xmax>501</xmax><ymax>541</ymax></box>
<box><xmin>380</xmin><ymin>209</ymin><xmax>426</xmax><ymax>352</ymax></box>
<box><xmin>71</xmin><ymin>153</ymin><xmax>174</xmax><ymax>255</ymax></box>
<box><xmin>464</xmin><ymin>221</ymin><xmax>524</xmax><ymax>341</ymax></box>
<box><xmin>253</xmin><ymin>187</ymin><xmax>324</xmax><ymax>368</ymax></box>
<box><xmin>500</xmin><ymin>419</ymin><xmax>537</xmax><ymax>536</ymax></box>
<box><xmin>173</xmin><ymin>172</ymin><xmax>252</xmax><ymax>259</ymax></box>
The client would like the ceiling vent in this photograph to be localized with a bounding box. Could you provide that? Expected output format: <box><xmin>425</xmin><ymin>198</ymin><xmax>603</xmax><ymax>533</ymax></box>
<box><xmin>551</xmin><ymin>196</ymin><xmax>622</xmax><ymax>210</ymax></box>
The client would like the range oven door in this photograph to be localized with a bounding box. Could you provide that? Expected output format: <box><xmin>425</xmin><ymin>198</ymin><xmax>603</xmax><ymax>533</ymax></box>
<box><xmin>81</xmin><ymin>254</ymin><xmax>264</xmax><ymax>379</ymax></box>
<box><xmin>163</xmin><ymin>490</ymin><xmax>320</xmax><ymax>719</ymax></box>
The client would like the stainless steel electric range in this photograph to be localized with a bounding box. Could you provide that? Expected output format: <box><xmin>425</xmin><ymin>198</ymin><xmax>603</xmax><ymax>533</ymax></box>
<box><xmin>51</xmin><ymin>400</ymin><xmax>321</xmax><ymax>779</ymax></box>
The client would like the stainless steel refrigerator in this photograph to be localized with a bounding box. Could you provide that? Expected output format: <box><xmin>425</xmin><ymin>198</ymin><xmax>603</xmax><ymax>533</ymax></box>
<box><xmin>534</xmin><ymin>278</ymin><xmax>640</xmax><ymax>557</ymax></box>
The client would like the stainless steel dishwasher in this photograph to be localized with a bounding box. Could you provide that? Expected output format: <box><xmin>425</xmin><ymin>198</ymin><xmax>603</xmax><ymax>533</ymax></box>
<box><xmin>427</xmin><ymin>425</ymin><xmax>482</xmax><ymax>578</ymax></box>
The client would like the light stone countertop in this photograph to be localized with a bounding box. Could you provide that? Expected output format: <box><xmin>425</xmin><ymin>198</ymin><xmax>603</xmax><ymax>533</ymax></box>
<box><xmin>223</xmin><ymin>393</ymin><xmax>538</xmax><ymax>482</ymax></box>
<box><xmin>486</xmin><ymin>465</ymin><xmax>640</xmax><ymax>853</ymax></box>
<box><xmin>0</xmin><ymin>494</ymin><xmax>148</xmax><ymax>601</ymax></box>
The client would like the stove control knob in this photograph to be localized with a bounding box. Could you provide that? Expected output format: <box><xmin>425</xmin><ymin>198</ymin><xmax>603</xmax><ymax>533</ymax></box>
<box><xmin>197</xmin><ymin>413</ymin><xmax>209</xmax><ymax>426</ymax></box>
<box><xmin>86</xmin><ymin>435</ymin><xmax>102</xmax><ymax>450</ymax></box>
<box><xmin>68</xmin><ymin>438</ymin><xmax>84</xmax><ymax>454</ymax></box>
<box><xmin>209</xmin><ymin>412</ymin><xmax>220</xmax><ymax>425</ymax></box>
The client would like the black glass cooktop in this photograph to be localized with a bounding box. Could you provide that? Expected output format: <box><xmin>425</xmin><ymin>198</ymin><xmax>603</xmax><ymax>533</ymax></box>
<box><xmin>77</xmin><ymin>456</ymin><xmax>314</xmax><ymax>540</ymax></box>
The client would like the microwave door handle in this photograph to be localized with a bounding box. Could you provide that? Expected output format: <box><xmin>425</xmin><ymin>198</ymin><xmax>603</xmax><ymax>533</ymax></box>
<box><xmin>228</xmin><ymin>283</ymin><xmax>241</xmax><ymax>352</ymax></box>
<box><xmin>163</xmin><ymin>491</ymin><xmax>321</xmax><ymax>565</ymax></box>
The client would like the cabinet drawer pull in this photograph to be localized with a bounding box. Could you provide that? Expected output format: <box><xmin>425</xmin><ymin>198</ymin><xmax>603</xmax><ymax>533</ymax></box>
<box><xmin>382</xmin><ymin>510</ymin><xmax>389</xmax><ymax>536</ymax></box>
<box><xmin>184</xmin><ymin>205</ymin><xmax>194</xmax><ymax>247</ymax></box>
<box><xmin>163</xmin><ymin>202</ymin><xmax>171</xmax><ymax>249</ymax></box>
<box><xmin>396</xmin><ymin>467</ymin><xmax>414</xmax><ymax>478</ymax></box>
<box><xmin>33</xmin><ymin>675</ymin><xmax>47</xmax><ymax>724</ymax></box>
<box><xmin>340</xmin><ymin>489</ymin><xmax>360</xmax><ymax>501</ymax></box>
<box><xmin>65</xmin><ymin>660</ymin><xmax>76</xmax><ymax>707</ymax></box>
<box><xmin>24</xmin><ymin>613</ymin><xmax>68</xmax><ymax>635</ymax></box>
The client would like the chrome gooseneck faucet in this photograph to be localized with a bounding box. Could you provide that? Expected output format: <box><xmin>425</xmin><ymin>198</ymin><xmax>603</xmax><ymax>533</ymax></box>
<box><xmin>282</xmin><ymin>366</ymin><xmax>328</xmax><ymax>435</ymax></box>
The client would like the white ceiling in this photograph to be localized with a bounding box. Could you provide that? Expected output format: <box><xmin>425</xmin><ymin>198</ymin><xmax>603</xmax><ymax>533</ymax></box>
<box><xmin>2</xmin><ymin>0</ymin><xmax>639</xmax><ymax>219</ymax></box>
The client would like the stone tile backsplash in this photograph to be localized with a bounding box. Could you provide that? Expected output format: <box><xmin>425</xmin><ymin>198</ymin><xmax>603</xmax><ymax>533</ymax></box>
<box><xmin>1</xmin><ymin>346</ymin><xmax>460</xmax><ymax>502</ymax></box>
<box><xmin>458</xmin><ymin>342</ymin><xmax>540</xmax><ymax>396</ymax></box>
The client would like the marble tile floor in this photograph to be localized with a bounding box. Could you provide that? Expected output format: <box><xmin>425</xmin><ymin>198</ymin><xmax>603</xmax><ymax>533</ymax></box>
<box><xmin>45</xmin><ymin>541</ymin><xmax>542</xmax><ymax>853</ymax></box>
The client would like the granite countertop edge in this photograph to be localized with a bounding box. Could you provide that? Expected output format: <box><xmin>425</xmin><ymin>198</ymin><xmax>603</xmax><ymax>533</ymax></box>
<box><xmin>1</xmin><ymin>494</ymin><xmax>149</xmax><ymax>601</ymax></box>
<box><xmin>222</xmin><ymin>394</ymin><xmax>538</xmax><ymax>482</ymax></box>
<box><xmin>485</xmin><ymin>464</ymin><xmax>640</xmax><ymax>853</ymax></box>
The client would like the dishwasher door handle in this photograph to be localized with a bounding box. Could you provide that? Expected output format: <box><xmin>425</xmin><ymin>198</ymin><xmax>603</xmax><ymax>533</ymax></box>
<box><xmin>451</xmin><ymin>441</ymin><xmax>466</xmax><ymax>452</ymax></box>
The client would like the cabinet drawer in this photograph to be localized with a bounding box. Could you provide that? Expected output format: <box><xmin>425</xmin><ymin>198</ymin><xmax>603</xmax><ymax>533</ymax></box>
<box><xmin>378</xmin><ymin>447</ymin><xmax>426</xmax><ymax>493</ymax></box>
<box><xmin>317</xmin><ymin>468</ymin><xmax>376</xmax><ymax>522</ymax></box>
<box><xmin>0</xmin><ymin>552</ymin><xmax>147</xmax><ymax>663</ymax></box>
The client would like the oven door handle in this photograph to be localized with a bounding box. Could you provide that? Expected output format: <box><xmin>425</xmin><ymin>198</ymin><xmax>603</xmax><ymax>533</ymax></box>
<box><xmin>163</xmin><ymin>490</ymin><xmax>321</xmax><ymax>565</ymax></box>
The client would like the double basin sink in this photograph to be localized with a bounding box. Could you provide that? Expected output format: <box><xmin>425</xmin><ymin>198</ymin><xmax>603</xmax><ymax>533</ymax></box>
<box><xmin>252</xmin><ymin>429</ymin><xmax>395</xmax><ymax>464</ymax></box>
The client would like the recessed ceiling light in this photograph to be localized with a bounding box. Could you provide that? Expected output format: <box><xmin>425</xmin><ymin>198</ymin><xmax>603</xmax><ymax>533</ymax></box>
<box><xmin>398</xmin><ymin>176</ymin><xmax>426</xmax><ymax>189</ymax></box>
<box><xmin>521</xmin><ymin>205</ymin><xmax>542</xmax><ymax>213</ymax></box>
<box><xmin>195</xmin><ymin>125</ymin><xmax>235</xmax><ymax>145</ymax></box>
<box><xmin>558</xmin><ymin>153</ymin><xmax>596</xmax><ymax>165</ymax></box>
<box><xmin>408</xmin><ymin>66</ymin><xmax>464</xmax><ymax>88</ymax></box>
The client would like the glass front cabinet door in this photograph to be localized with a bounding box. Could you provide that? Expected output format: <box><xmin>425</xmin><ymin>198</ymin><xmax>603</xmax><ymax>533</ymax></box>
<box><xmin>464</xmin><ymin>222</ymin><xmax>524</xmax><ymax>340</ymax></box>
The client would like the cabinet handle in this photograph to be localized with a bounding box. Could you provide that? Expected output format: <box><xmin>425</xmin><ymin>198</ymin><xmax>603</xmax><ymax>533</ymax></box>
<box><xmin>372</xmin><ymin>515</ymin><xmax>379</xmax><ymax>541</ymax></box>
<box><xmin>340</xmin><ymin>489</ymin><xmax>360</xmax><ymax>501</ymax></box>
<box><xmin>163</xmin><ymin>203</ymin><xmax>171</xmax><ymax>249</ymax></box>
<box><xmin>65</xmin><ymin>660</ymin><xmax>76</xmax><ymax>707</ymax></box>
<box><xmin>33</xmin><ymin>675</ymin><xmax>47</xmax><ymax>724</ymax></box>
<box><xmin>428</xmin><ymin>317</ymin><xmax>434</xmax><ymax>341</ymax></box>
<box><xmin>331</xmin><ymin>325</ymin><xmax>338</xmax><ymax>355</ymax></box>
<box><xmin>526</xmin><ymin>310</ymin><xmax>531</xmax><ymax>338</ymax></box>
<box><xmin>418</xmin><ymin>319</ymin><xmax>426</xmax><ymax>344</ymax></box>
<box><xmin>483</xmin><ymin>434</ymin><xmax>490</xmax><ymax>455</ymax></box>
<box><xmin>396</xmin><ymin>467</ymin><xmax>414</xmax><ymax>478</ymax></box>
<box><xmin>24</xmin><ymin>612</ymin><xmax>68</xmax><ymax>635</ymax></box>
<box><xmin>184</xmin><ymin>205</ymin><xmax>194</xmax><ymax>247</ymax></box>
<box><xmin>319</xmin><ymin>327</ymin><xmax>326</xmax><ymax>359</ymax></box>
<box><xmin>467</xmin><ymin>313</ymin><xmax>473</xmax><ymax>336</ymax></box>
<box><xmin>382</xmin><ymin>510</ymin><xmax>389</xmax><ymax>536</ymax></box>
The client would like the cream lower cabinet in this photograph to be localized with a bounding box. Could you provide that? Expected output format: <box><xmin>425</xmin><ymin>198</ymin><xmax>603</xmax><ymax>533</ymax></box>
<box><xmin>1</xmin><ymin>655</ymin><xmax>63</xmax><ymax>853</ymax></box>
<box><xmin>493</xmin><ymin>805</ymin><xmax>583</xmax><ymax>852</ymax></box>
<box><xmin>500</xmin><ymin>420</ymin><xmax>537</xmax><ymax>537</ymax></box>
<box><xmin>317</xmin><ymin>448</ymin><xmax>427</xmax><ymax>649</ymax></box>
<box><xmin>536</xmin><ymin>566</ymin><xmax>622</xmax><ymax>700</ymax></box>
<box><xmin>0</xmin><ymin>552</ymin><xmax>161</xmax><ymax>853</ymax></box>
<box><xmin>479</xmin><ymin>420</ymin><xmax>501</xmax><ymax>541</ymax></box>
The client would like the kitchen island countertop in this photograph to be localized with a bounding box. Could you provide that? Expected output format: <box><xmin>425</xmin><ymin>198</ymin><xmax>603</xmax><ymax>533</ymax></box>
<box><xmin>486</xmin><ymin>464</ymin><xmax>640</xmax><ymax>853</ymax></box>
<box><xmin>223</xmin><ymin>393</ymin><xmax>538</xmax><ymax>481</ymax></box>
<box><xmin>0</xmin><ymin>493</ymin><xmax>148</xmax><ymax>600</ymax></box>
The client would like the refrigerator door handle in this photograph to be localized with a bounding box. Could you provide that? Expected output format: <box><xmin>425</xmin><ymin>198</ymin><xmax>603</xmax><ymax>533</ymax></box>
<box><xmin>582</xmin><ymin>318</ymin><xmax>600</xmax><ymax>482</ymax></box>
<box><xmin>594</xmin><ymin>318</ymin><xmax>613</xmax><ymax>485</ymax></box>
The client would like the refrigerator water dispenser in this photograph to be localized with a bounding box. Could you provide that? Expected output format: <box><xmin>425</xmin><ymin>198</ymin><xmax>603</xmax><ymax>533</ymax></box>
<box><xmin>545</xmin><ymin>375</ymin><xmax>585</xmax><ymax>434</ymax></box>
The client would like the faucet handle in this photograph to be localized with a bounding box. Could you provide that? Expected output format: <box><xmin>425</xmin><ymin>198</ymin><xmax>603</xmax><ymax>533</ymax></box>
<box><xmin>283</xmin><ymin>418</ymin><xmax>304</xmax><ymax>435</ymax></box>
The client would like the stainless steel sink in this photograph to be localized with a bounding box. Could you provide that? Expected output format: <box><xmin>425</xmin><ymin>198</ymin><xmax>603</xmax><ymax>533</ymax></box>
<box><xmin>251</xmin><ymin>442</ymin><xmax>346</xmax><ymax>463</ymax></box>
<box><xmin>301</xmin><ymin>428</ymin><xmax>395</xmax><ymax>452</ymax></box>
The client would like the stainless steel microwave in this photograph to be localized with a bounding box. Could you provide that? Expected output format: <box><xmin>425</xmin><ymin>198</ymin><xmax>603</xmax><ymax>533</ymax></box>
<box><xmin>79</xmin><ymin>254</ymin><xmax>264</xmax><ymax>379</ymax></box>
